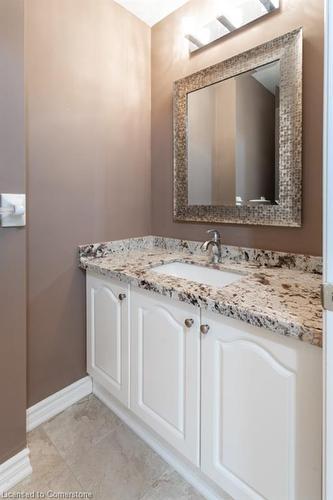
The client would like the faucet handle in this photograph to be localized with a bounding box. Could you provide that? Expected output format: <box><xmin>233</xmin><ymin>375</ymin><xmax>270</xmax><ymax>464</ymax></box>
<box><xmin>207</xmin><ymin>229</ymin><xmax>221</xmax><ymax>242</ymax></box>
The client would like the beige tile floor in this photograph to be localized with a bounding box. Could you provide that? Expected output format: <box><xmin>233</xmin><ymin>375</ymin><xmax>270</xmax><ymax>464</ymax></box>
<box><xmin>9</xmin><ymin>395</ymin><xmax>207</xmax><ymax>500</ymax></box>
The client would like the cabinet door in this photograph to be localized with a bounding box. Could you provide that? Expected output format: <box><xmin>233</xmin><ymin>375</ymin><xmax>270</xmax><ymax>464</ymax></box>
<box><xmin>201</xmin><ymin>312</ymin><xmax>322</xmax><ymax>500</ymax></box>
<box><xmin>130</xmin><ymin>288</ymin><xmax>200</xmax><ymax>466</ymax></box>
<box><xmin>87</xmin><ymin>273</ymin><xmax>129</xmax><ymax>406</ymax></box>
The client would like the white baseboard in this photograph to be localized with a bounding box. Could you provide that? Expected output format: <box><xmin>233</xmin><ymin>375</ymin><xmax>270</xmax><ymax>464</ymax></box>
<box><xmin>93</xmin><ymin>381</ymin><xmax>223</xmax><ymax>500</ymax></box>
<box><xmin>27</xmin><ymin>376</ymin><xmax>93</xmax><ymax>432</ymax></box>
<box><xmin>0</xmin><ymin>448</ymin><xmax>32</xmax><ymax>494</ymax></box>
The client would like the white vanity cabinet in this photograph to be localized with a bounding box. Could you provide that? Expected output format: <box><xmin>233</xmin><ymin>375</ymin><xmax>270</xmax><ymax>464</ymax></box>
<box><xmin>86</xmin><ymin>273</ymin><xmax>130</xmax><ymax>406</ymax></box>
<box><xmin>200</xmin><ymin>312</ymin><xmax>322</xmax><ymax>500</ymax></box>
<box><xmin>130</xmin><ymin>288</ymin><xmax>201</xmax><ymax>466</ymax></box>
<box><xmin>86</xmin><ymin>273</ymin><xmax>322</xmax><ymax>500</ymax></box>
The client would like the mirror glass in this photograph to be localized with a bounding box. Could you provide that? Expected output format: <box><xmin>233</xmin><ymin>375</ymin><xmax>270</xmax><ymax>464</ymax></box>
<box><xmin>187</xmin><ymin>60</ymin><xmax>280</xmax><ymax>207</ymax></box>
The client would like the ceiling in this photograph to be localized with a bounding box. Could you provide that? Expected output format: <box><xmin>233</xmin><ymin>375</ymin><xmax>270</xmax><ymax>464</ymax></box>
<box><xmin>113</xmin><ymin>0</ymin><xmax>190</xmax><ymax>27</ymax></box>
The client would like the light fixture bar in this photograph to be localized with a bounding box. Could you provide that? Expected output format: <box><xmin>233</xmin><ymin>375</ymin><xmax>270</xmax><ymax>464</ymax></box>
<box><xmin>185</xmin><ymin>1</ymin><xmax>279</xmax><ymax>53</ymax></box>
<box><xmin>216</xmin><ymin>15</ymin><xmax>236</xmax><ymax>32</ymax></box>
<box><xmin>185</xmin><ymin>34</ymin><xmax>204</xmax><ymax>49</ymax></box>
<box><xmin>258</xmin><ymin>0</ymin><xmax>276</xmax><ymax>12</ymax></box>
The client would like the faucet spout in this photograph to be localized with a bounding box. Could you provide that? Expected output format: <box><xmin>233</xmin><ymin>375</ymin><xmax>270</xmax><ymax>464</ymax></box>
<box><xmin>201</xmin><ymin>230</ymin><xmax>222</xmax><ymax>264</ymax></box>
<box><xmin>200</xmin><ymin>240</ymin><xmax>211</xmax><ymax>252</ymax></box>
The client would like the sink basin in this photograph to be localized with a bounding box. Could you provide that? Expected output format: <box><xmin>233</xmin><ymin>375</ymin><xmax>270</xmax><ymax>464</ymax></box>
<box><xmin>151</xmin><ymin>262</ymin><xmax>245</xmax><ymax>288</ymax></box>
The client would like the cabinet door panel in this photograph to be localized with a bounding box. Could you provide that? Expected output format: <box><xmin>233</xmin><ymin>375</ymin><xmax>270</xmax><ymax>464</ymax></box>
<box><xmin>94</xmin><ymin>286</ymin><xmax>121</xmax><ymax>383</ymax></box>
<box><xmin>138</xmin><ymin>305</ymin><xmax>185</xmax><ymax>431</ymax></box>
<box><xmin>87</xmin><ymin>273</ymin><xmax>129</xmax><ymax>406</ymax></box>
<box><xmin>201</xmin><ymin>312</ymin><xmax>322</xmax><ymax>500</ymax></box>
<box><xmin>130</xmin><ymin>288</ymin><xmax>200</xmax><ymax>466</ymax></box>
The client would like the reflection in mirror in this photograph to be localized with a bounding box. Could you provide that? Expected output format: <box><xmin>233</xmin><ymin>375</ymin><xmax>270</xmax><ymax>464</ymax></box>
<box><xmin>187</xmin><ymin>60</ymin><xmax>280</xmax><ymax>207</ymax></box>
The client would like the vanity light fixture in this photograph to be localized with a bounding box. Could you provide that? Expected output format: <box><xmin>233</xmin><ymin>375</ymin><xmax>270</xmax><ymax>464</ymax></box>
<box><xmin>184</xmin><ymin>0</ymin><xmax>280</xmax><ymax>53</ymax></box>
<box><xmin>185</xmin><ymin>34</ymin><xmax>204</xmax><ymax>49</ymax></box>
<box><xmin>258</xmin><ymin>0</ymin><xmax>278</xmax><ymax>12</ymax></box>
<box><xmin>184</xmin><ymin>24</ymin><xmax>211</xmax><ymax>49</ymax></box>
<box><xmin>216</xmin><ymin>15</ymin><xmax>236</xmax><ymax>33</ymax></box>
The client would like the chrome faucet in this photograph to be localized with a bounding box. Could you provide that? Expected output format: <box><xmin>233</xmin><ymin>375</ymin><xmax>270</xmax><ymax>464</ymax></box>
<box><xmin>201</xmin><ymin>229</ymin><xmax>222</xmax><ymax>264</ymax></box>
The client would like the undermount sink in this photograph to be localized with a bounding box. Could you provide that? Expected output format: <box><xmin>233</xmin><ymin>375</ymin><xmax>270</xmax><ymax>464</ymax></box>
<box><xmin>151</xmin><ymin>261</ymin><xmax>245</xmax><ymax>288</ymax></box>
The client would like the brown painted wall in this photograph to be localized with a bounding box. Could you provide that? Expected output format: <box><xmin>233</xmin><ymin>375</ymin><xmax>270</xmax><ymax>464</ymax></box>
<box><xmin>0</xmin><ymin>0</ymin><xmax>27</xmax><ymax>462</ymax></box>
<box><xmin>151</xmin><ymin>0</ymin><xmax>324</xmax><ymax>255</ymax></box>
<box><xmin>26</xmin><ymin>0</ymin><xmax>151</xmax><ymax>406</ymax></box>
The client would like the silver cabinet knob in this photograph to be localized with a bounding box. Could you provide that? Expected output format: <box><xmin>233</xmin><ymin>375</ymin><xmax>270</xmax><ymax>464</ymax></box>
<box><xmin>119</xmin><ymin>293</ymin><xmax>126</xmax><ymax>301</ymax></box>
<box><xmin>200</xmin><ymin>324</ymin><xmax>210</xmax><ymax>335</ymax></box>
<box><xmin>184</xmin><ymin>318</ymin><xmax>194</xmax><ymax>328</ymax></box>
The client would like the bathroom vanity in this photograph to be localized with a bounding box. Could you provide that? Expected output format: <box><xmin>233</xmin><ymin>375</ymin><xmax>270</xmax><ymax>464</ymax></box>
<box><xmin>79</xmin><ymin>236</ymin><xmax>322</xmax><ymax>500</ymax></box>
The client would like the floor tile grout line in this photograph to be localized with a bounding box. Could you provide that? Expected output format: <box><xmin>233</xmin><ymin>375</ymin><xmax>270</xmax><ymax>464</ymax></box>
<box><xmin>40</xmin><ymin>394</ymin><xmax>119</xmax><ymax>457</ymax></box>
<box><xmin>37</xmin><ymin>422</ymin><xmax>95</xmax><ymax>494</ymax></box>
<box><xmin>88</xmin><ymin>403</ymin><xmax>175</xmax><ymax>497</ymax></box>
<box><xmin>21</xmin><ymin>427</ymin><xmax>84</xmax><ymax>494</ymax></box>
<box><xmin>34</xmin><ymin>401</ymin><xmax>87</xmax><ymax>491</ymax></box>
<box><xmin>42</xmin><ymin>434</ymin><xmax>87</xmax><ymax>493</ymax></box>
<box><xmin>23</xmin><ymin>395</ymin><xmax>205</xmax><ymax>500</ymax></box>
<box><xmin>38</xmin><ymin>396</ymin><xmax>124</xmax><ymax>494</ymax></box>
<box><xmin>37</xmin><ymin>426</ymin><xmax>84</xmax><ymax>484</ymax></box>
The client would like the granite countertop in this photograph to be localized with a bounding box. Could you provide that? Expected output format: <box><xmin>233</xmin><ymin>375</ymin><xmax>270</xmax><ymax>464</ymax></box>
<box><xmin>79</xmin><ymin>236</ymin><xmax>323</xmax><ymax>347</ymax></box>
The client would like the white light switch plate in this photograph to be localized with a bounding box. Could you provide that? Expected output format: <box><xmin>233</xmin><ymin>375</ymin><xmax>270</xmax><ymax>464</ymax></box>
<box><xmin>0</xmin><ymin>193</ymin><xmax>26</xmax><ymax>227</ymax></box>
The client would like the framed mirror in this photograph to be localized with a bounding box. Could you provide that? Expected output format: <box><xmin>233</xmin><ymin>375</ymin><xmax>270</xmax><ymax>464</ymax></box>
<box><xmin>173</xmin><ymin>28</ymin><xmax>303</xmax><ymax>226</ymax></box>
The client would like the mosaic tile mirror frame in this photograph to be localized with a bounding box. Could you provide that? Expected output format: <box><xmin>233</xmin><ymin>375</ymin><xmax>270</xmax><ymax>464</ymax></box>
<box><xmin>173</xmin><ymin>28</ymin><xmax>303</xmax><ymax>227</ymax></box>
